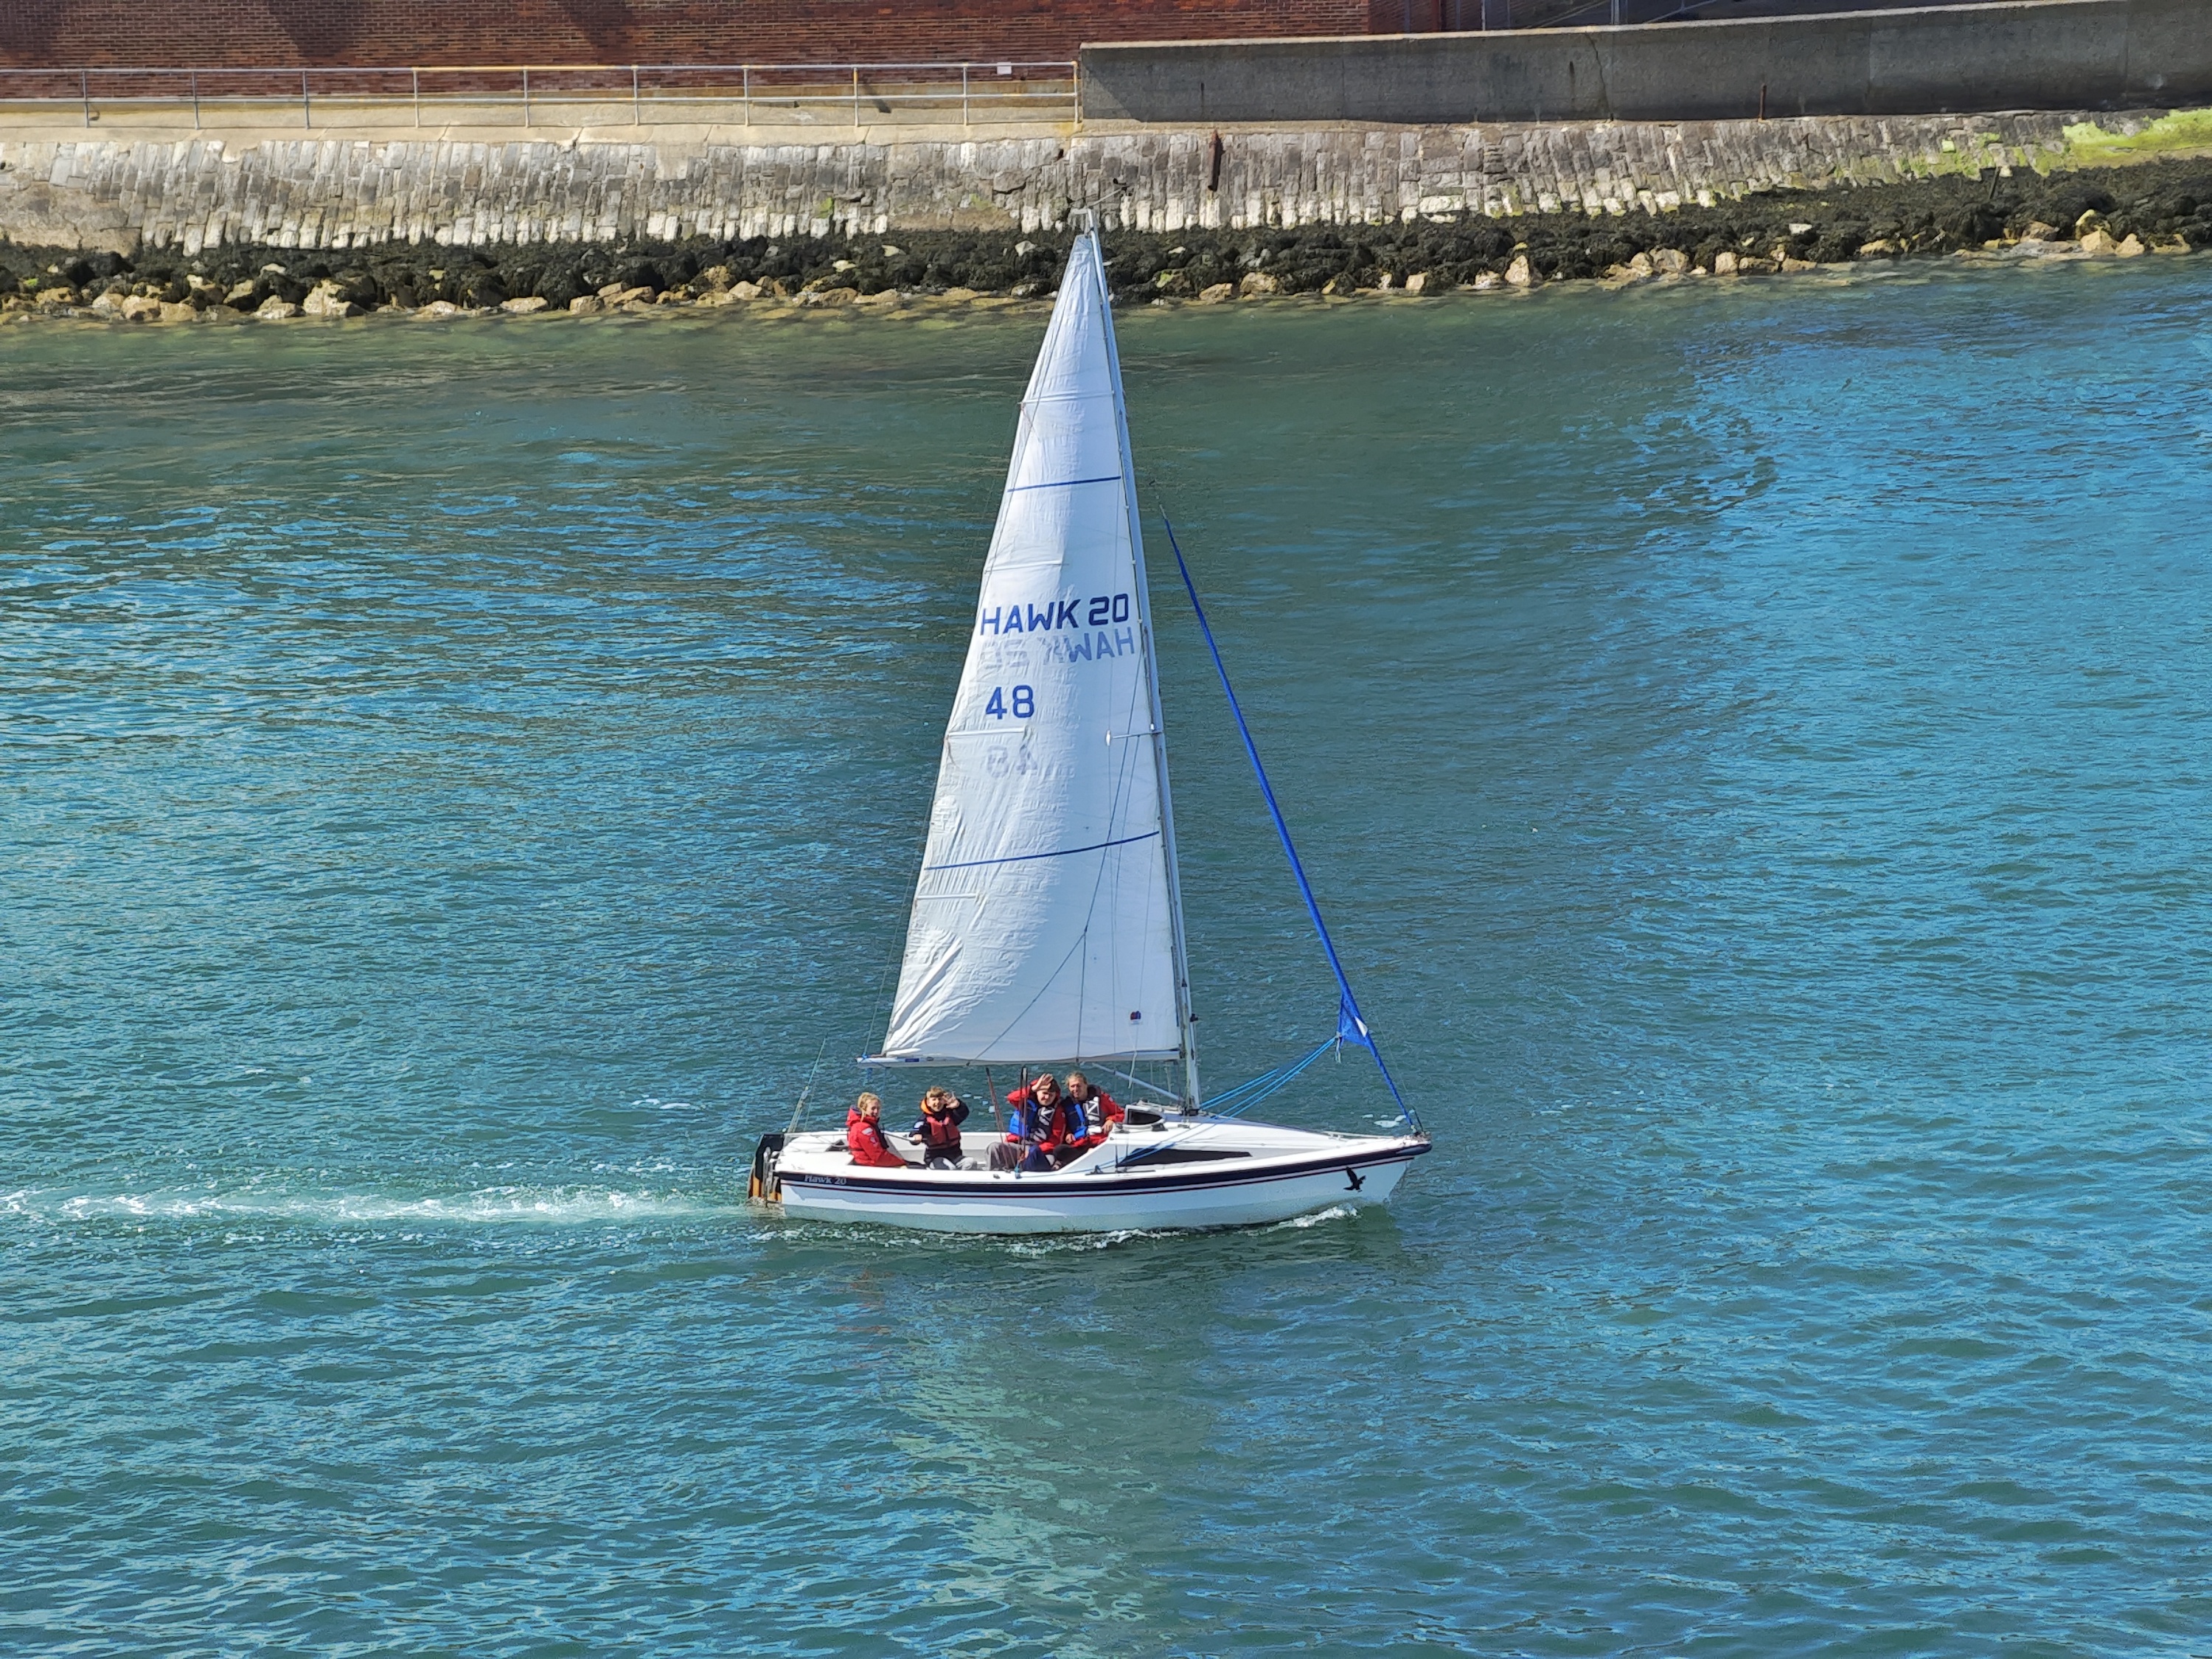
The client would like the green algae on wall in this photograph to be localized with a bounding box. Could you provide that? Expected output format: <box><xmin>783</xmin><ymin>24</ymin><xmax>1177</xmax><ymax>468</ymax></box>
<box><xmin>2060</xmin><ymin>109</ymin><xmax>2212</xmax><ymax>165</ymax></box>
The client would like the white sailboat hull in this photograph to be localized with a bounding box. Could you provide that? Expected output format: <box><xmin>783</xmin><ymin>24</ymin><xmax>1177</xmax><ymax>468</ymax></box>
<box><xmin>765</xmin><ymin>1117</ymin><xmax>1430</xmax><ymax>1235</ymax></box>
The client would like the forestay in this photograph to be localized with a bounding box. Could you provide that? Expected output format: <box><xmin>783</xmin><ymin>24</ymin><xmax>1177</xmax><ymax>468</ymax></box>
<box><xmin>879</xmin><ymin>234</ymin><xmax>1187</xmax><ymax>1066</ymax></box>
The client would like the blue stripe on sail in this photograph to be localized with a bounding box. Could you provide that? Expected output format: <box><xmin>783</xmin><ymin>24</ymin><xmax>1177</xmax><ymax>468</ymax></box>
<box><xmin>1005</xmin><ymin>473</ymin><xmax>1124</xmax><ymax>493</ymax></box>
<box><xmin>923</xmin><ymin>830</ymin><xmax>1159</xmax><ymax>873</ymax></box>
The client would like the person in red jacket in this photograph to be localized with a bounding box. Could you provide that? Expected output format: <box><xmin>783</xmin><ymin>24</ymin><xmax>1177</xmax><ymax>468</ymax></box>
<box><xmin>1062</xmin><ymin>1071</ymin><xmax>1123</xmax><ymax>1144</ymax></box>
<box><xmin>844</xmin><ymin>1093</ymin><xmax>908</xmax><ymax>1169</ymax></box>
<box><xmin>998</xmin><ymin>1073</ymin><xmax>1090</xmax><ymax>1172</ymax></box>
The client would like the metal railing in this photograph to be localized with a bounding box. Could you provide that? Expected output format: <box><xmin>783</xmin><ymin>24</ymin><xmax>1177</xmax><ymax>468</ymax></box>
<box><xmin>0</xmin><ymin>60</ymin><xmax>1080</xmax><ymax>130</ymax></box>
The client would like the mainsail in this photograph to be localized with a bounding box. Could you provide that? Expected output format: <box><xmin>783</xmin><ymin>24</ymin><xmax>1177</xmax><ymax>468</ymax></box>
<box><xmin>879</xmin><ymin>234</ymin><xmax>1193</xmax><ymax>1073</ymax></box>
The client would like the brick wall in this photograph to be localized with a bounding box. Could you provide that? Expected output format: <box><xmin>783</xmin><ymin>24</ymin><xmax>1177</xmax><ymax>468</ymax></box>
<box><xmin>0</xmin><ymin>0</ymin><xmax>1449</xmax><ymax>71</ymax></box>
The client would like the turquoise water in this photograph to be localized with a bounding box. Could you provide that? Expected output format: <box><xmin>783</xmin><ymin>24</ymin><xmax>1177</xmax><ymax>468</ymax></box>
<box><xmin>5</xmin><ymin>262</ymin><xmax>2212</xmax><ymax>1655</ymax></box>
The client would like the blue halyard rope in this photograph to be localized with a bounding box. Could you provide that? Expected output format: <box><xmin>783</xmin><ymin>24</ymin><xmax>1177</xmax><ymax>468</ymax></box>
<box><xmin>1160</xmin><ymin>512</ymin><xmax>1422</xmax><ymax>1135</ymax></box>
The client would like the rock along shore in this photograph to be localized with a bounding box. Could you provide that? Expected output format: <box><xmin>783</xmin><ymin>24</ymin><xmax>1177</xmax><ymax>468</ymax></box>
<box><xmin>3</xmin><ymin>159</ymin><xmax>2208</xmax><ymax>323</ymax></box>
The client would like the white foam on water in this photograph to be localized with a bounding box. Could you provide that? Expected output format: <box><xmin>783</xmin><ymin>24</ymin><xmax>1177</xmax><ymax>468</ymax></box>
<box><xmin>623</xmin><ymin>1096</ymin><xmax>701</xmax><ymax>1113</ymax></box>
<box><xmin>1273</xmin><ymin>1204</ymin><xmax>1354</xmax><ymax>1231</ymax></box>
<box><xmin>1003</xmin><ymin>1227</ymin><xmax>1158</xmax><ymax>1255</ymax></box>
<box><xmin>1</xmin><ymin>1184</ymin><xmax>733</xmax><ymax>1229</ymax></box>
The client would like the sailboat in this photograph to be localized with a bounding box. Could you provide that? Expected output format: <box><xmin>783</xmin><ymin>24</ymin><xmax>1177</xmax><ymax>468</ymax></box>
<box><xmin>751</xmin><ymin>229</ymin><xmax>1430</xmax><ymax>1234</ymax></box>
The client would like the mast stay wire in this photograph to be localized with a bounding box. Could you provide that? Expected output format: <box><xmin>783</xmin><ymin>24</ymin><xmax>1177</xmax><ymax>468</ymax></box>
<box><xmin>1204</xmin><ymin>1035</ymin><xmax>1338</xmax><ymax>1118</ymax></box>
<box><xmin>1153</xmin><ymin>504</ymin><xmax>1423</xmax><ymax>1136</ymax></box>
<box><xmin>785</xmin><ymin>1038</ymin><xmax>830</xmax><ymax>1135</ymax></box>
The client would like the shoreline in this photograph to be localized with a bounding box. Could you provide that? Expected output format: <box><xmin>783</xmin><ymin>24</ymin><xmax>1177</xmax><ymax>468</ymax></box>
<box><xmin>1</xmin><ymin>243</ymin><xmax>2202</xmax><ymax>330</ymax></box>
<box><xmin>4</xmin><ymin>158</ymin><xmax>2208</xmax><ymax>324</ymax></box>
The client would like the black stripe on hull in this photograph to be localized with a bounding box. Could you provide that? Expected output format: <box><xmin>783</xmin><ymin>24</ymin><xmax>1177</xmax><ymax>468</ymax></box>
<box><xmin>780</xmin><ymin>1141</ymin><xmax>1429</xmax><ymax>1201</ymax></box>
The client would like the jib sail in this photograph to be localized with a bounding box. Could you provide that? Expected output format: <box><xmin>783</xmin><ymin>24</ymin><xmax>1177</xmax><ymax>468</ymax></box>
<box><xmin>878</xmin><ymin>233</ymin><xmax>1192</xmax><ymax>1074</ymax></box>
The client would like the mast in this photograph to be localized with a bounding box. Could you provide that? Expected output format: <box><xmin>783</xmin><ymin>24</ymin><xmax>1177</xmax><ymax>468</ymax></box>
<box><xmin>1091</xmin><ymin>232</ymin><xmax>1202</xmax><ymax>1113</ymax></box>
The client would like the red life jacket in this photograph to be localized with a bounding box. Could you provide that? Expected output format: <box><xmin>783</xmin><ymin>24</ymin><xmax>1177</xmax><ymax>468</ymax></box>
<box><xmin>917</xmin><ymin>1110</ymin><xmax>962</xmax><ymax>1155</ymax></box>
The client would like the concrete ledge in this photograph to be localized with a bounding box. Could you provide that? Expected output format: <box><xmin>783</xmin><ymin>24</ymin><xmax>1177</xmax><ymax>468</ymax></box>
<box><xmin>1078</xmin><ymin>0</ymin><xmax>2212</xmax><ymax>125</ymax></box>
<box><xmin>0</xmin><ymin>96</ymin><xmax>1069</xmax><ymax>145</ymax></box>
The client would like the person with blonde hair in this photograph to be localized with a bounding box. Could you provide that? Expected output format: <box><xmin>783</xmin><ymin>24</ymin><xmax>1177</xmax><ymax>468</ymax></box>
<box><xmin>844</xmin><ymin>1092</ymin><xmax>908</xmax><ymax>1169</ymax></box>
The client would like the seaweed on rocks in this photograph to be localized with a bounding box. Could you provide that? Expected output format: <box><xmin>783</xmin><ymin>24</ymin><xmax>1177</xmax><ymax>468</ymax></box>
<box><xmin>4</xmin><ymin>159</ymin><xmax>2209</xmax><ymax>318</ymax></box>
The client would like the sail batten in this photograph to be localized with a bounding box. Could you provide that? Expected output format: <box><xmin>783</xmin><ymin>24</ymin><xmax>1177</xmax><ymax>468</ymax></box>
<box><xmin>1005</xmin><ymin>474</ymin><xmax>1124</xmax><ymax>493</ymax></box>
<box><xmin>924</xmin><ymin>830</ymin><xmax>1161</xmax><ymax>874</ymax></box>
<box><xmin>879</xmin><ymin>234</ymin><xmax>1187</xmax><ymax>1068</ymax></box>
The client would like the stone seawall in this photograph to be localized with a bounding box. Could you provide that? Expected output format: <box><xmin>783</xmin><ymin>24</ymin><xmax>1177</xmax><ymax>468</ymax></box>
<box><xmin>0</xmin><ymin>109</ymin><xmax>2119</xmax><ymax>254</ymax></box>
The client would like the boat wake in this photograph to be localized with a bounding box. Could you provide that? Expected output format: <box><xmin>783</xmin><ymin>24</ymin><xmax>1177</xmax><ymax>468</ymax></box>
<box><xmin>1</xmin><ymin>1183</ymin><xmax>734</xmax><ymax>1230</ymax></box>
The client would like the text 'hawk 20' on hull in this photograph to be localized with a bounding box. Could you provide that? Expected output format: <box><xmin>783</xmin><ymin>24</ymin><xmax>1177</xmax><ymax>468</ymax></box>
<box><xmin>752</xmin><ymin>230</ymin><xmax>1429</xmax><ymax>1235</ymax></box>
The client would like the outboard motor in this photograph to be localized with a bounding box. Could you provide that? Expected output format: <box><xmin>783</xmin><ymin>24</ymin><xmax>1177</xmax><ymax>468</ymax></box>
<box><xmin>748</xmin><ymin>1132</ymin><xmax>787</xmax><ymax>1202</ymax></box>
